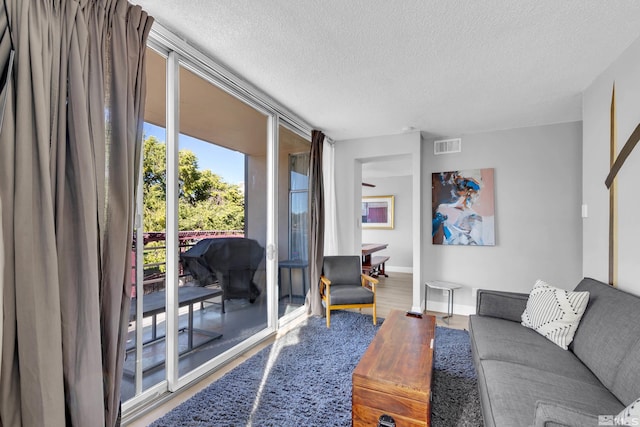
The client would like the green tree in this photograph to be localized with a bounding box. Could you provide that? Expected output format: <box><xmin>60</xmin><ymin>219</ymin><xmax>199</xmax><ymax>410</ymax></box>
<box><xmin>141</xmin><ymin>136</ymin><xmax>244</xmax><ymax>232</ymax></box>
<box><xmin>140</xmin><ymin>136</ymin><xmax>245</xmax><ymax>270</ymax></box>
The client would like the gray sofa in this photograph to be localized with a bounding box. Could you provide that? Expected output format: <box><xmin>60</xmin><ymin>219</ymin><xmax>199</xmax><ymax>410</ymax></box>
<box><xmin>469</xmin><ymin>277</ymin><xmax>640</xmax><ymax>427</ymax></box>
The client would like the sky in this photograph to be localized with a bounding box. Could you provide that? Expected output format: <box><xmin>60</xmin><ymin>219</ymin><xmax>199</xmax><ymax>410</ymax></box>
<box><xmin>143</xmin><ymin>122</ymin><xmax>245</xmax><ymax>185</ymax></box>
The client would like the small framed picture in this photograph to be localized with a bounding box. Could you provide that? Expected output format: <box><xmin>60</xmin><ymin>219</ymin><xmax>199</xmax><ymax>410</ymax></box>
<box><xmin>362</xmin><ymin>195</ymin><xmax>394</xmax><ymax>229</ymax></box>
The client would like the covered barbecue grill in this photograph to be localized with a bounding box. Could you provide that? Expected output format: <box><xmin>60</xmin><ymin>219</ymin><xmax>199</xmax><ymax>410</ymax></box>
<box><xmin>180</xmin><ymin>238</ymin><xmax>264</xmax><ymax>312</ymax></box>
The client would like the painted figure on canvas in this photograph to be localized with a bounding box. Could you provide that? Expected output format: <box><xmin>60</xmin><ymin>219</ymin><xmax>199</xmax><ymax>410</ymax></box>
<box><xmin>432</xmin><ymin>169</ymin><xmax>495</xmax><ymax>246</ymax></box>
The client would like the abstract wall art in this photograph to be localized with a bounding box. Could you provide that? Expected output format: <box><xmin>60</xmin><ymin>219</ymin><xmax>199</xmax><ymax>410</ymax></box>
<box><xmin>432</xmin><ymin>168</ymin><xmax>495</xmax><ymax>246</ymax></box>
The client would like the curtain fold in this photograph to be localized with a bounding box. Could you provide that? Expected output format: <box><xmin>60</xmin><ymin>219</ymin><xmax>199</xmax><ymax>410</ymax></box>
<box><xmin>0</xmin><ymin>193</ymin><xmax>3</xmax><ymax>386</ymax></box>
<box><xmin>306</xmin><ymin>130</ymin><xmax>325</xmax><ymax>316</ymax></box>
<box><xmin>0</xmin><ymin>0</ymin><xmax>11</xmax><ymax>379</ymax></box>
<box><xmin>0</xmin><ymin>1</ymin><xmax>152</xmax><ymax>426</ymax></box>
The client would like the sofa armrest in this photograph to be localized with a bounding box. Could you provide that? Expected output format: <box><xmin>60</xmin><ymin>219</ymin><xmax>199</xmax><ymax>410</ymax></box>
<box><xmin>532</xmin><ymin>400</ymin><xmax>600</xmax><ymax>427</ymax></box>
<box><xmin>476</xmin><ymin>289</ymin><xmax>529</xmax><ymax>322</ymax></box>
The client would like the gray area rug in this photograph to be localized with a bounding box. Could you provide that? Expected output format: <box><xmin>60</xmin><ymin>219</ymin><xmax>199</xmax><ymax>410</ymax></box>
<box><xmin>149</xmin><ymin>311</ymin><xmax>483</xmax><ymax>426</ymax></box>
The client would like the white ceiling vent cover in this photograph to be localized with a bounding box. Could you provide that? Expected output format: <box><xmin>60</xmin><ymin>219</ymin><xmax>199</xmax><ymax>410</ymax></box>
<box><xmin>434</xmin><ymin>138</ymin><xmax>462</xmax><ymax>155</ymax></box>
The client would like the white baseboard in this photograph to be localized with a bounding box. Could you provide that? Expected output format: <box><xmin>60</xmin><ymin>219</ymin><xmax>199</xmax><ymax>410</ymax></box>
<box><xmin>422</xmin><ymin>300</ymin><xmax>476</xmax><ymax>316</ymax></box>
<box><xmin>385</xmin><ymin>265</ymin><xmax>413</xmax><ymax>274</ymax></box>
<box><xmin>382</xmin><ymin>266</ymin><xmax>476</xmax><ymax>316</ymax></box>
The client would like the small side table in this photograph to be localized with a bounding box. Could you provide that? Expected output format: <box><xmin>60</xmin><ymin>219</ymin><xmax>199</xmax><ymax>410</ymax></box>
<box><xmin>278</xmin><ymin>259</ymin><xmax>308</xmax><ymax>303</ymax></box>
<box><xmin>424</xmin><ymin>280</ymin><xmax>462</xmax><ymax>323</ymax></box>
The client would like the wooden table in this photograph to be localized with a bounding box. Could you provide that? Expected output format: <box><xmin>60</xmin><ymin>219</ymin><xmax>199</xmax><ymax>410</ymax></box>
<box><xmin>362</xmin><ymin>243</ymin><xmax>390</xmax><ymax>278</ymax></box>
<box><xmin>362</xmin><ymin>243</ymin><xmax>388</xmax><ymax>264</ymax></box>
<box><xmin>127</xmin><ymin>286</ymin><xmax>223</xmax><ymax>374</ymax></box>
<box><xmin>352</xmin><ymin>310</ymin><xmax>436</xmax><ymax>426</ymax></box>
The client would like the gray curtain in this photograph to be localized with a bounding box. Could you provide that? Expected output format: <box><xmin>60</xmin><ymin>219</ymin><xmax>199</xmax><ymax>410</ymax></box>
<box><xmin>0</xmin><ymin>193</ymin><xmax>3</xmax><ymax>364</ymax></box>
<box><xmin>0</xmin><ymin>1</ymin><xmax>152</xmax><ymax>426</ymax></box>
<box><xmin>306</xmin><ymin>130</ymin><xmax>325</xmax><ymax>316</ymax></box>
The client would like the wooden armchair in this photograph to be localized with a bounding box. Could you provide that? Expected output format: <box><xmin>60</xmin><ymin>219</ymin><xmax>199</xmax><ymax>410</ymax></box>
<box><xmin>320</xmin><ymin>255</ymin><xmax>378</xmax><ymax>328</ymax></box>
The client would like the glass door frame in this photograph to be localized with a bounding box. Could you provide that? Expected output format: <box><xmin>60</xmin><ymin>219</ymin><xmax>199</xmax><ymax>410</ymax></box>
<box><xmin>122</xmin><ymin>22</ymin><xmax>312</xmax><ymax>417</ymax></box>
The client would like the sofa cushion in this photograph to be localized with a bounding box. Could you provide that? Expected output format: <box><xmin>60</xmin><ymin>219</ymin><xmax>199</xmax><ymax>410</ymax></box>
<box><xmin>611</xmin><ymin>338</ymin><xmax>640</xmax><ymax>406</ymax></box>
<box><xmin>571</xmin><ymin>278</ymin><xmax>640</xmax><ymax>393</ymax></box>
<box><xmin>532</xmin><ymin>400</ymin><xmax>599</xmax><ymax>427</ymax></box>
<box><xmin>475</xmin><ymin>289</ymin><xmax>529</xmax><ymax>322</ymax></box>
<box><xmin>521</xmin><ymin>280</ymin><xmax>590</xmax><ymax>350</ymax></box>
<box><xmin>469</xmin><ymin>315</ymin><xmax>602</xmax><ymax>386</ymax></box>
<box><xmin>479</xmin><ymin>360</ymin><xmax>624</xmax><ymax>427</ymax></box>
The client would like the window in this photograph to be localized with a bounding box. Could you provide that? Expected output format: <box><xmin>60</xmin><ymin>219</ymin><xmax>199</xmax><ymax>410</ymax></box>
<box><xmin>289</xmin><ymin>152</ymin><xmax>309</xmax><ymax>261</ymax></box>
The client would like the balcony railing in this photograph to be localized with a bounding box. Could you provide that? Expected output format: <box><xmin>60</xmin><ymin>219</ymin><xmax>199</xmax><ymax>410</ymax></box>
<box><xmin>131</xmin><ymin>230</ymin><xmax>244</xmax><ymax>297</ymax></box>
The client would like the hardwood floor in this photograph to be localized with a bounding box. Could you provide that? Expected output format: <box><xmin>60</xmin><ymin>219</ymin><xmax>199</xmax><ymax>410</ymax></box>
<box><xmin>354</xmin><ymin>272</ymin><xmax>469</xmax><ymax>330</ymax></box>
<box><xmin>124</xmin><ymin>272</ymin><xmax>469</xmax><ymax>426</ymax></box>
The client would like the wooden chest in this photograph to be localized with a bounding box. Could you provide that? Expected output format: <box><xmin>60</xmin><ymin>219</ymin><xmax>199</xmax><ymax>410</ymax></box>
<box><xmin>352</xmin><ymin>310</ymin><xmax>436</xmax><ymax>427</ymax></box>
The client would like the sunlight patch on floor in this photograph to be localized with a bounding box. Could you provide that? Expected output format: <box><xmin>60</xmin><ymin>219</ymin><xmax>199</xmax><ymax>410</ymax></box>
<box><xmin>246</xmin><ymin>318</ymin><xmax>304</xmax><ymax>426</ymax></box>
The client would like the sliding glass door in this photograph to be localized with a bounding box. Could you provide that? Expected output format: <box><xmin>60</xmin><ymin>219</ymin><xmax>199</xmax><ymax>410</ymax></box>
<box><xmin>277</xmin><ymin>125</ymin><xmax>310</xmax><ymax>320</ymax></box>
<box><xmin>173</xmin><ymin>62</ymin><xmax>269</xmax><ymax>378</ymax></box>
<box><xmin>123</xmin><ymin>24</ymin><xmax>312</xmax><ymax>414</ymax></box>
<box><xmin>122</xmin><ymin>48</ymin><xmax>168</xmax><ymax>402</ymax></box>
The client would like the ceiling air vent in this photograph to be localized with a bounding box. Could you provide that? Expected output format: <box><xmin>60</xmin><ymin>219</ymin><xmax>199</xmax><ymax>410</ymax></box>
<box><xmin>434</xmin><ymin>138</ymin><xmax>462</xmax><ymax>155</ymax></box>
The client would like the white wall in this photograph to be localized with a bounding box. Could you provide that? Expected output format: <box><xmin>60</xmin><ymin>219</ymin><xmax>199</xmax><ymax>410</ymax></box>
<box><xmin>334</xmin><ymin>131</ymin><xmax>424</xmax><ymax>312</ymax></box>
<box><xmin>247</xmin><ymin>145</ymin><xmax>305</xmax><ymax>259</ymax></box>
<box><xmin>583</xmin><ymin>35</ymin><xmax>640</xmax><ymax>296</ymax></box>
<box><xmin>334</xmin><ymin>125</ymin><xmax>583</xmax><ymax>315</ymax></box>
<box><xmin>246</xmin><ymin>155</ymin><xmax>267</xmax><ymax>248</ymax></box>
<box><xmin>330</xmin><ymin>36</ymin><xmax>640</xmax><ymax>314</ymax></box>
<box><xmin>423</xmin><ymin>122</ymin><xmax>584</xmax><ymax>314</ymax></box>
<box><xmin>277</xmin><ymin>148</ymin><xmax>291</xmax><ymax>261</ymax></box>
<box><xmin>362</xmin><ymin>175</ymin><xmax>413</xmax><ymax>272</ymax></box>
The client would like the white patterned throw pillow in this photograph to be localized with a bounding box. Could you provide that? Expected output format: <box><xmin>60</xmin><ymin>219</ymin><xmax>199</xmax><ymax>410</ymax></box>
<box><xmin>521</xmin><ymin>280</ymin><xmax>590</xmax><ymax>350</ymax></box>
<box><xmin>615</xmin><ymin>397</ymin><xmax>640</xmax><ymax>425</ymax></box>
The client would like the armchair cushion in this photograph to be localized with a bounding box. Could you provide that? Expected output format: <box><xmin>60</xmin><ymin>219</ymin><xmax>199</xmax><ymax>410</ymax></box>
<box><xmin>328</xmin><ymin>285</ymin><xmax>374</xmax><ymax>305</ymax></box>
<box><xmin>322</xmin><ymin>256</ymin><xmax>362</xmax><ymax>286</ymax></box>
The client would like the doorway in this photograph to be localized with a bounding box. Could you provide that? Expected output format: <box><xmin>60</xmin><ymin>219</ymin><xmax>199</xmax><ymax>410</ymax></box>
<box><xmin>360</xmin><ymin>156</ymin><xmax>413</xmax><ymax>272</ymax></box>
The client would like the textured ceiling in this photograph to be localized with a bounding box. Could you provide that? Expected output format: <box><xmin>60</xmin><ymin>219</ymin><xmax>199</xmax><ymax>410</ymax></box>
<box><xmin>132</xmin><ymin>0</ymin><xmax>640</xmax><ymax>142</ymax></box>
